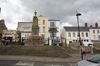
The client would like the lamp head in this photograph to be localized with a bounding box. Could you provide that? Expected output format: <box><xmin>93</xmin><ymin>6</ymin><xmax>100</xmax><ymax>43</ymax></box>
<box><xmin>76</xmin><ymin>13</ymin><xmax>81</xmax><ymax>16</ymax></box>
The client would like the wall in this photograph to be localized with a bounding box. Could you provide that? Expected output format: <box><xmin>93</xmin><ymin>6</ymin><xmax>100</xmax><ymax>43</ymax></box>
<box><xmin>48</xmin><ymin>20</ymin><xmax>60</xmax><ymax>37</ymax></box>
<box><xmin>66</xmin><ymin>31</ymin><xmax>90</xmax><ymax>46</ymax></box>
<box><xmin>38</xmin><ymin>17</ymin><xmax>48</xmax><ymax>40</ymax></box>
<box><xmin>17</xmin><ymin>22</ymin><xmax>32</xmax><ymax>31</ymax></box>
<box><xmin>61</xmin><ymin>27</ymin><xmax>66</xmax><ymax>46</ymax></box>
<box><xmin>89</xmin><ymin>29</ymin><xmax>100</xmax><ymax>40</ymax></box>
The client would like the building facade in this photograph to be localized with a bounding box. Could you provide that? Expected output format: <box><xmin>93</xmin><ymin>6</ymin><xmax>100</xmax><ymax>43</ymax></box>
<box><xmin>61</xmin><ymin>22</ymin><xmax>100</xmax><ymax>46</ymax></box>
<box><xmin>48</xmin><ymin>20</ymin><xmax>61</xmax><ymax>45</ymax></box>
<box><xmin>89</xmin><ymin>22</ymin><xmax>100</xmax><ymax>43</ymax></box>
<box><xmin>61</xmin><ymin>27</ymin><xmax>90</xmax><ymax>46</ymax></box>
<box><xmin>38</xmin><ymin>16</ymin><xmax>48</xmax><ymax>44</ymax></box>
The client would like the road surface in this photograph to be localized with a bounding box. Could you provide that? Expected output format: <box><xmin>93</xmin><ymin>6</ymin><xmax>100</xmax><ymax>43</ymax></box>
<box><xmin>0</xmin><ymin>60</ymin><xmax>76</xmax><ymax>66</ymax></box>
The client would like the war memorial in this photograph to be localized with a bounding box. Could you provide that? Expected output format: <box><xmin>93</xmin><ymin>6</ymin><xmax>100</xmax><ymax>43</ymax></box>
<box><xmin>25</xmin><ymin>11</ymin><xmax>44</xmax><ymax>46</ymax></box>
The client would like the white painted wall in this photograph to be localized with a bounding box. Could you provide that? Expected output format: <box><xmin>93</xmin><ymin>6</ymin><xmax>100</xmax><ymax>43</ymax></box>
<box><xmin>56</xmin><ymin>21</ymin><xmax>60</xmax><ymax>37</ymax></box>
<box><xmin>21</xmin><ymin>33</ymin><xmax>31</xmax><ymax>42</ymax></box>
<box><xmin>48</xmin><ymin>21</ymin><xmax>60</xmax><ymax>37</ymax></box>
<box><xmin>89</xmin><ymin>29</ymin><xmax>100</xmax><ymax>40</ymax></box>
<box><xmin>17</xmin><ymin>22</ymin><xmax>32</xmax><ymax>31</ymax></box>
<box><xmin>66</xmin><ymin>31</ymin><xmax>90</xmax><ymax>46</ymax></box>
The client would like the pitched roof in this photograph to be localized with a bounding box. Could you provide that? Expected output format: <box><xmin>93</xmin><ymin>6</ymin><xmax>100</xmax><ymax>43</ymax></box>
<box><xmin>64</xmin><ymin>27</ymin><xmax>89</xmax><ymax>31</ymax></box>
<box><xmin>48</xmin><ymin>20</ymin><xmax>60</xmax><ymax>21</ymax></box>
<box><xmin>18</xmin><ymin>22</ymin><xmax>32</xmax><ymax>23</ymax></box>
<box><xmin>88</xmin><ymin>27</ymin><xmax>100</xmax><ymax>29</ymax></box>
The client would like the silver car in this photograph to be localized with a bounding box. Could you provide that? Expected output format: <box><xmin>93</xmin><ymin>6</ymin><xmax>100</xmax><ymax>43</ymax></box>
<box><xmin>76</xmin><ymin>54</ymin><xmax>100</xmax><ymax>66</ymax></box>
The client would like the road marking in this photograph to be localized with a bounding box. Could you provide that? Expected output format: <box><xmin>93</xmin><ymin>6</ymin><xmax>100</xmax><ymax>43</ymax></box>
<box><xmin>45</xmin><ymin>64</ymin><xmax>65</xmax><ymax>66</ymax></box>
<box><xmin>15</xmin><ymin>61</ymin><xmax>34</xmax><ymax>66</ymax></box>
<box><xmin>70</xmin><ymin>64</ymin><xmax>76</xmax><ymax>66</ymax></box>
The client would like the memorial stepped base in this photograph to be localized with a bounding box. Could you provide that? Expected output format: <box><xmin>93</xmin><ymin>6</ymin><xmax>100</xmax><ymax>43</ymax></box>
<box><xmin>0</xmin><ymin>46</ymin><xmax>71</xmax><ymax>58</ymax></box>
<box><xmin>25</xmin><ymin>36</ymin><xmax>44</xmax><ymax>46</ymax></box>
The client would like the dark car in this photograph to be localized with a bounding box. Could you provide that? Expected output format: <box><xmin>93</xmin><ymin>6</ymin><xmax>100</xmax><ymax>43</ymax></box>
<box><xmin>76</xmin><ymin>54</ymin><xmax>100</xmax><ymax>66</ymax></box>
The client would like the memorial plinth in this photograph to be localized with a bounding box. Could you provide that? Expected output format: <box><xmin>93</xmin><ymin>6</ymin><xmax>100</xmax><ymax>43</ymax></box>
<box><xmin>25</xmin><ymin>11</ymin><xmax>44</xmax><ymax>46</ymax></box>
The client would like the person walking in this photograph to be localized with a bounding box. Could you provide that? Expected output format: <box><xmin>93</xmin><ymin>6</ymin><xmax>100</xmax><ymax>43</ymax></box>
<box><xmin>82</xmin><ymin>47</ymin><xmax>86</xmax><ymax>56</ymax></box>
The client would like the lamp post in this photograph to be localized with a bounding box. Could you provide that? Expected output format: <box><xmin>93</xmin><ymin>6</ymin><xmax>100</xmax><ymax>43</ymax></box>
<box><xmin>76</xmin><ymin>13</ymin><xmax>83</xmax><ymax>60</ymax></box>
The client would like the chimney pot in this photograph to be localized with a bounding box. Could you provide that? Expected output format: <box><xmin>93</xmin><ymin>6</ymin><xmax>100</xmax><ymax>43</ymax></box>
<box><xmin>95</xmin><ymin>22</ymin><xmax>98</xmax><ymax>27</ymax></box>
<box><xmin>90</xmin><ymin>25</ymin><xmax>92</xmax><ymax>27</ymax></box>
<box><xmin>85</xmin><ymin>22</ymin><xmax>88</xmax><ymax>27</ymax></box>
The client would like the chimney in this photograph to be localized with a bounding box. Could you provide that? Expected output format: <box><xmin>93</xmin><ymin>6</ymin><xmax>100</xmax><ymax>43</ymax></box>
<box><xmin>95</xmin><ymin>22</ymin><xmax>98</xmax><ymax>27</ymax></box>
<box><xmin>90</xmin><ymin>25</ymin><xmax>92</xmax><ymax>27</ymax></box>
<box><xmin>85</xmin><ymin>22</ymin><xmax>88</xmax><ymax>27</ymax></box>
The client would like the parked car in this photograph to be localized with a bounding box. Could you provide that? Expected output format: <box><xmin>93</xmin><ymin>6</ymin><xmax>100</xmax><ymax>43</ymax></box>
<box><xmin>83</xmin><ymin>42</ymin><xmax>94</xmax><ymax>47</ymax></box>
<box><xmin>76</xmin><ymin>54</ymin><xmax>100</xmax><ymax>66</ymax></box>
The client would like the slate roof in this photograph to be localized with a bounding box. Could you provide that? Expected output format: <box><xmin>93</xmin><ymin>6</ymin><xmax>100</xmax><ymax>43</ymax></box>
<box><xmin>48</xmin><ymin>20</ymin><xmax>60</xmax><ymax>21</ymax></box>
<box><xmin>88</xmin><ymin>27</ymin><xmax>100</xmax><ymax>29</ymax></box>
<box><xmin>18</xmin><ymin>22</ymin><xmax>32</xmax><ymax>23</ymax></box>
<box><xmin>64</xmin><ymin>27</ymin><xmax>89</xmax><ymax>31</ymax></box>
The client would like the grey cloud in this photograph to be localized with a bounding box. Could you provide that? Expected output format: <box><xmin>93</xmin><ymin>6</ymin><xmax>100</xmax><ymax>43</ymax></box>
<box><xmin>0</xmin><ymin>0</ymin><xmax>100</xmax><ymax>30</ymax></box>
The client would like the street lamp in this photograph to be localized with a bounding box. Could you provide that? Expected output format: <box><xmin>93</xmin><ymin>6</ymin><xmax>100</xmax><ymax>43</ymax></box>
<box><xmin>76</xmin><ymin>13</ymin><xmax>83</xmax><ymax>60</ymax></box>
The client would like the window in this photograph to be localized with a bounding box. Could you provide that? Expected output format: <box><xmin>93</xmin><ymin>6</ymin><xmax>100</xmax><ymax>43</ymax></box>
<box><xmin>93</xmin><ymin>35</ymin><xmax>96</xmax><ymax>39</ymax></box>
<box><xmin>77</xmin><ymin>33</ymin><xmax>79</xmax><ymax>37</ymax></box>
<box><xmin>43</xmin><ymin>27</ymin><xmax>45</xmax><ymax>32</ymax></box>
<box><xmin>41</xmin><ymin>35</ymin><xmax>45</xmax><ymax>40</ymax></box>
<box><xmin>39</xmin><ymin>27</ymin><xmax>40</xmax><ymax>32</ymax></box>
<box><xmin>73</xmin><ymin>33</ymin><xmax>75</xmax><ymax>37</ymax></box>
<box><xmin>50</xmin><ymin>22</ymin><xmax>55</xmax><ymax>27</ymax></box>
<box><xmin>27</xmin><ymin>34</ymin><xmax>29</xmax><ymax>37</ymax></box>
<box><xmin>29</xmin><ymin>34</ymin><xmax>31</xmax><ymax>36</ymax></box>
<box><xmin>86</xmin><ymin>33</ymin><xmax>88</xmax><ymax>37</ymax></box>
<box><xmin>38</xmin><ymin>20</ymin><xmax>40</xmax><ymax>24</ymax></box>
<box><xmin>97</xmin><ymin>30</ymin><xmax>99</xmax><ymax>33</ymax></box>
<box><xmin>93</xmin><ymin>30</ymin><xmax>95</xmax><ymax>33</ymax></box>
<box><xmin>25</xmin><ymin>34</ymin><xmax>29</xmax><ymax>37</ymax></box>
<box><xmin>43</xmin><ymin>20</ymin><xmax>45</xmax><ymax>25</ymax></box>
<box><xmin>82</xmin><ymin>33</ymin><xmax>84</xmax><ymax>37</ymax></box>
<box><xmin>23</xmin><ymin>28</ymin><xmax>29</xmax><ymax>31</ymax></box>
<box><xmin>68</xmin><ymin>33</ymin><xmax>71</xmax><ymax>37</ymax></box>
<box><xmin>98</xmin><ymin>35</ymin><xmax>100</xmax><ymax>39</ymax></box>
<box><xmin>25</xmin><ymin>34</ymin><xmax>27</xmax><ymax>37</ymax></box>
<box><xmin>50</xmin><ymin>32</ymin><xmax>56</xmax><ymax>37</ymax></box>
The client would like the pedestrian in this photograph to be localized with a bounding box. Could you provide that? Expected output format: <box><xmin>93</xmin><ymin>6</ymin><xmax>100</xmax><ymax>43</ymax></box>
<box><xmin>4</xmin><ymin>41</ymin><xmax>8</xmax><ymax>46</ymax></box>
<box><xmin>6</xmin><ymin>41</ymin><xmax>9</xmax><ymax>45</ymax></box>
<box><xmin>82</xmin><ymin>47</ymin><xmax>86</xmax><ymax>56</ymax></box>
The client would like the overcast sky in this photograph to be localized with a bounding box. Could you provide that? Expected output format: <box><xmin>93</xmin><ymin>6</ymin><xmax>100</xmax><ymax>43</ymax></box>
<box><xmin>0</xmin><ymin>0</ymin><xmax>100</xmax><ymax>33</ymax></box>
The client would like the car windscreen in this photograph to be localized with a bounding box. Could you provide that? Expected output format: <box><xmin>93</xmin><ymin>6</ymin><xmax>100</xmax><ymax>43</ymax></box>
<box><xmin>87</xmin><ymin>55</ymin><xmax>100</xmax><ymax>63</ymax></box>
